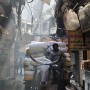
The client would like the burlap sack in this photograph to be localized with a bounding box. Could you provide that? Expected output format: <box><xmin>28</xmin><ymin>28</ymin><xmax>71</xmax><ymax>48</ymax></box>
<box><xmin>64</xmin><ymin>9</ymin><xmax>80</xmax><ymax>30</ymax></box>
<box><xmin>78</xmin><ymin>3</ymin><xmax>90</xmax><ymax>31</ymax></box>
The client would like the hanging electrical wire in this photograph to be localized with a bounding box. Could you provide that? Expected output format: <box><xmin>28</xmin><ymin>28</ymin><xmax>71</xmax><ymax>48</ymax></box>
<box><xmin>26</xmin><ymin>0</ymin><xmax>34</xmax><ymax>3</ymax></box>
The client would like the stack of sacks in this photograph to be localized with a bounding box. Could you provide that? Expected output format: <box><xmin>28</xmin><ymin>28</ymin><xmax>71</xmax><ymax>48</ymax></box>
<box><xmin>24</xmin><ymin>71</ymin><xmax>35</xmax><ymax>80</ymax></box>
<box><xmin>64</xmin><ymin>53</ymin><xmax>71</xmax><ymax>69</ymax></box>
<box><xmin>23</xmin><ymin>57</ymin><xmax>34</xmax><ymax>80</ymax></box>
<box><xmin>23</xmin><ymin>56</ymin><xmax>51</xmax><ymax>80</ymax></box>
<box><xmin>28</xmin><ymin>41</ymin><xmax>47</xmax><ymax>58</ymax></box>
<box><xmin>60</xmin><ymin>52</ymin><xmax>71</xmax><ymax>74</ymax></box>
<box><xmin>23</xmin><ymin>56</ymin><xmax>51</xmax><ymax>66</ymax></box>
<box><xmin>27</xmin><ymin>41</ymin><xmax>68</xmax><ymax>58</ymax></box>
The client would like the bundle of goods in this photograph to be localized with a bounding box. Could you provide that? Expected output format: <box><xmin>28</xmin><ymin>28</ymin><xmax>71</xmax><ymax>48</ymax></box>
<box><xmin>23</xmin><ymin>56</ymin><xmax>51</xmax><ymax>80</ymax></box>
<box><xmin>63</xmin><ymin>53</ymin><xmax>71</xmax><ymax>70</ymax></box>
<box><xmin>27</xmin><ymin>41</ymin><xmax>68</xmax><ymax>58</ymax></box>
<box><xmin>78</xmin><ymin>2</ymin><xmax>90</xmax><ymax>31</ymax></box>
<box><xmin>23</xmin><ymin>57</ymin><xmax>35</xmax><ymax>80</ymax></box>
<box><xmin>24</xmin><ymin>71</ymin><xmax>35</xmax><ymax>80</ymax></box>
<box><xmin>64</xmin><ymin>9</ymin><xmax>80</xmax><ymax>30</ymax></box>
<box><xmin>81</xmin><ymin>60</ymin><xmax>90</xmax><ymax>71</ymax></box>
<box><xmin>64</xmin><ymin>58</ymin><xmax>71</xmax><ymax>67</ymax></box>
<box><xmin>23</xmin><ymin>56</ymin><xmax>51</xmax><ymax>67</ymax></box>
<box><xmin>23</xmin><ymin>41</ymin><xmax>70</xmax><ymax>81</ymax></box>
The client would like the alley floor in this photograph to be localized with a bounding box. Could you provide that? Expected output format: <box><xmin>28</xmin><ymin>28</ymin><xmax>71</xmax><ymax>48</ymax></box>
<box><xmin>3</xmin><ymin>68</ymin><xmax>82</xmax><ymax>90</ymax></box>
<box><xmin>10</xmin><ymin>73</ymin><xmax>82</xmax><ymax>90</ymax></box>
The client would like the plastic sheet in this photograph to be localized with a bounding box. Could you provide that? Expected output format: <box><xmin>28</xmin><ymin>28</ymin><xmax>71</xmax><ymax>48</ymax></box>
<box><xmin>28</xmin><ymin>41</ymin><xmax>67</xmax><ymax>56</ymax></box>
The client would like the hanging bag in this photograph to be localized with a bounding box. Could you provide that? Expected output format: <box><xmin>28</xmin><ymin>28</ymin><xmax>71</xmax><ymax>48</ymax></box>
<box><xmin>78</xmin><ymin>2</ymin><xmax>90</xmax><ymax>32</ymax></box>
<box><xmin>64</xmin><ymin>9</ymin><xmax>80</xmax><ymax>30</ymax></box>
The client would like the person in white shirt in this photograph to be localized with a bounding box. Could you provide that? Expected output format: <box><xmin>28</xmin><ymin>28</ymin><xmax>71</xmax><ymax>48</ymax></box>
<box><xmin>48</xmin><ymin>43</ymin><xmax>66</xmax><ymax>90</ymax></box>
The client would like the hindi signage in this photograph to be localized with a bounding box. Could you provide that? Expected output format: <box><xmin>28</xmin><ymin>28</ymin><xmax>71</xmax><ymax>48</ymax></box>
<box><xmin>68</xmin><ymin>31</ymin><xmax>90</xmax><ymax>50</ymax></box>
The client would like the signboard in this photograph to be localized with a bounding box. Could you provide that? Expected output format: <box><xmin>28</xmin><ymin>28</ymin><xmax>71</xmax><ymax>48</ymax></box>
<box><xmin>68</xmin><ymin>30</ymin><xmax>90</xmax><ymax>50</ymax></box>
<box><xmin>81</xmin><ymin>22</ymin><xmax>90</xmax><ymax>33</ymax></box>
